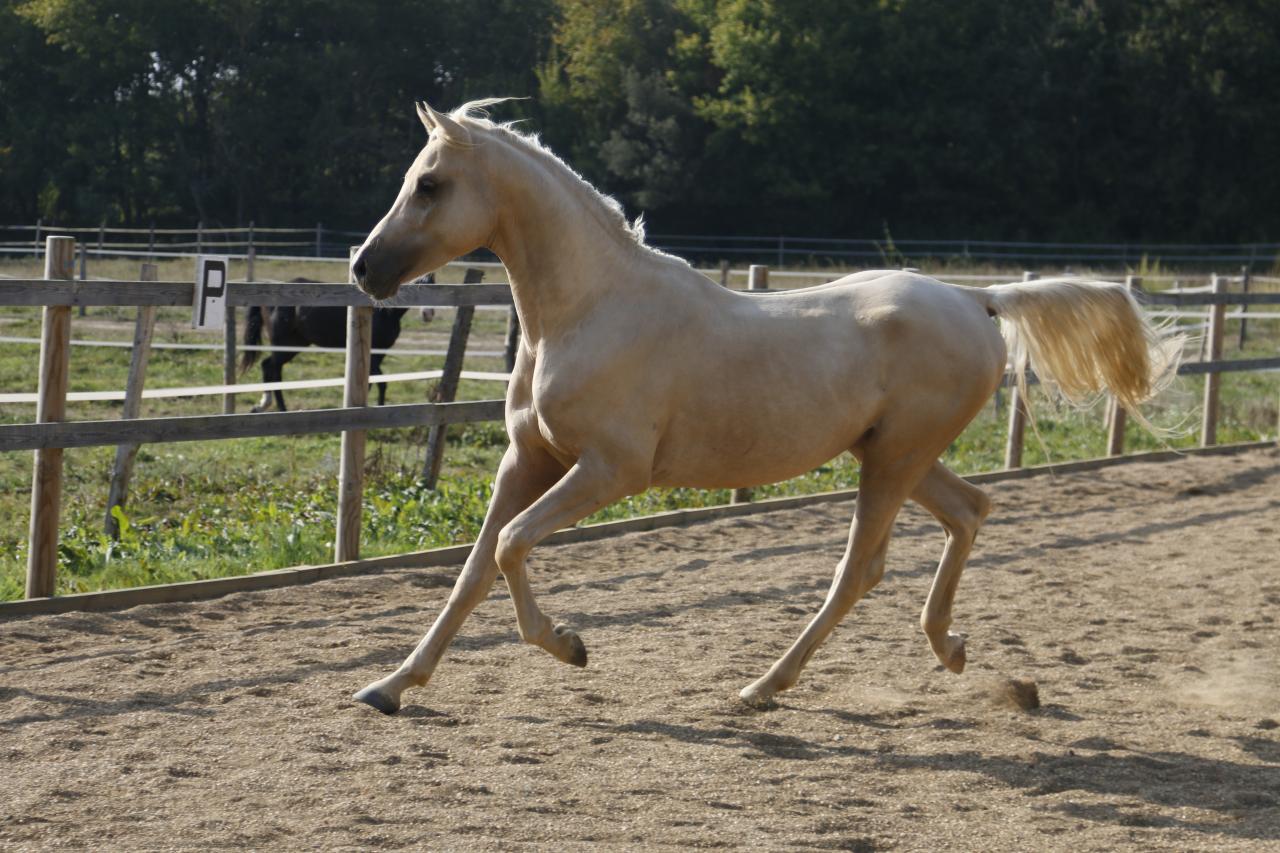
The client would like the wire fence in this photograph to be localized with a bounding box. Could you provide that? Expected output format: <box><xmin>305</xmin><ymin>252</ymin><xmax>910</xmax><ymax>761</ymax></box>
<box><xmin>3</xmin><ymin>223</ymin><xmax>1279</xmax><ymax>270</ymax></box>
<box><xmin>648</xmin><ymin>233</ymin><xmax>1280</xmax><ymax>269</ymax></box>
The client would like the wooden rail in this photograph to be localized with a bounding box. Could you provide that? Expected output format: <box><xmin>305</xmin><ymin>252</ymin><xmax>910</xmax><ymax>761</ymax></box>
<box><xmin>0</xmin><ymin>279</ymin><xmax>513</xmax><ymax>307</ymax></box>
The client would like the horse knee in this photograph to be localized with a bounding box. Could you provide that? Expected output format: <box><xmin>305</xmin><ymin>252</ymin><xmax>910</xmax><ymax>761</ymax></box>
<box><xmin>494</xmin><ymin>523</ymin><xmax>533</xmax><ymax>576</ymax></box>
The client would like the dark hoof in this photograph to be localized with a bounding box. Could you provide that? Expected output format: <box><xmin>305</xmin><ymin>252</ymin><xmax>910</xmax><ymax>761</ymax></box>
<box><xmin>352</xmin><ymin>685</ymin><xmax>400</xmax><ymax>715</ymax></box>
<box><xmin>554</xmin><ymin>624</ymin><xmax>588</xmax><ymax>668</ymax></box>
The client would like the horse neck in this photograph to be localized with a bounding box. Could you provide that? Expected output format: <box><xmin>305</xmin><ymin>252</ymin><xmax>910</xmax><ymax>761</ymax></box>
<box><xmin>485</xmin><ymin>141</ymin><xmax>641</xmax><ymax>346</ymax></box>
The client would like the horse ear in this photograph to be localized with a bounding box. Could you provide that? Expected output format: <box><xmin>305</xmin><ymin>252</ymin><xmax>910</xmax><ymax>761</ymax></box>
<box><xmin>416</xmin><ymin>100</ymin><xmax>470</xmax><ymax>145</ymax></box>
<box><xmin>415</xmin><ymin>101</ymin><xmax>437</xmax><ymax>133</ymax></box>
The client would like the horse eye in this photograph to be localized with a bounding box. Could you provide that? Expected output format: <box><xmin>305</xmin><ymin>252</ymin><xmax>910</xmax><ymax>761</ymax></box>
<box><xmin>416</xmin><ymin>177</ymin><xmax>437</xmax><ymax>196</ymax></box>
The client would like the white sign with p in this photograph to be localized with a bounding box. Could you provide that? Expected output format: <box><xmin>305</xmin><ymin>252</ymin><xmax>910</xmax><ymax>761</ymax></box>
<box><xmin>193</xmin><ymin>256</ymin><xmax>229</xmax><ymax>329</ymax></box>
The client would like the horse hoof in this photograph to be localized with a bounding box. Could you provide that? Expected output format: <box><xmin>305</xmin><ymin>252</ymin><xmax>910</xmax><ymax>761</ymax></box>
<box><xmin>940</xmin><ymin>633</ymin><xmax>967</xmax><ymax>674</ymax></box>
<box><xmin>352</xmin><ymin>684</ymin><xmax>401</xmax><ymax>715</ymax></box>
<box><xmin>554</xmin><ymin>624</ymin><xmax>588</xmax><ymax>668</ymax></box>
<box><xmin>738</xmin><ymin>680</ymin><xmax>779</xmax><ymax>709</ymax></box>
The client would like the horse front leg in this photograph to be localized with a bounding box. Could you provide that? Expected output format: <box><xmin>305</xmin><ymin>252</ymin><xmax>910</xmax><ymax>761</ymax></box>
<box><xmin>352</xmin><ymin>444</ymin><xmax>565</xmax><ymax>714</ymax></box>
<box><xmin>494</xmin><ymin>455</ymin><xmax>647</xmax><ymax>667</ymax></box>
<box><xmin>371</xmin><ymin>355</ymin><xmax>387</xmax><ymax>405</ymax></box>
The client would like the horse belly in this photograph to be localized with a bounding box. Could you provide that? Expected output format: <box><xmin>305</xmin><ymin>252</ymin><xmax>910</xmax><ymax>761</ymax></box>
<box><xmin>650</xmin><ymin>387</ymin><xmax>874</xmax><ymax>490</ymax></box>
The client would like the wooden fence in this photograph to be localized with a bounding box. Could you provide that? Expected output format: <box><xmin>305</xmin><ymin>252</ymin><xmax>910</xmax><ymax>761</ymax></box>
<box><xmin>2</xmin><ymin>237</ymin><xmax>512</xmax><ymax>599</ymax></box>
<box><xmin>2</xmin><ymin>240</ymin><xmax>1278</xmax><ymax>602</ymax></box>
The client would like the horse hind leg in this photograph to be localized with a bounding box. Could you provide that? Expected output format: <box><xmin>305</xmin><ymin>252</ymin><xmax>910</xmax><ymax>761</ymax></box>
<box><xmin>251</xmin><ymin>355</ymin><xmax>279</xmax><ymax>412</ymax></box>
<box><xmin>910</xmin><ymin>462</ymin><xmax>991</xmax><ymax>673</ymax></box>
<box><xmin>740</xmin><ymin>450</ymin><xmax>931</xmax><ymax>706</ymax></box>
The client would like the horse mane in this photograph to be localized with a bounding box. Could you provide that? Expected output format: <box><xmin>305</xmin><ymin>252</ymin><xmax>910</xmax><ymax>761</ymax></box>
<box><xmin>444</xmin><ymin>99</ymin><xmax>688</xmax><ymax>267</ymax></box>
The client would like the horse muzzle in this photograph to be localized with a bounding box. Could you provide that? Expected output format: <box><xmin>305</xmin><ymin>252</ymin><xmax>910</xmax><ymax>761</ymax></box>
<box><xmin>350</xmin><ymin>248</ymin><xmax>405</xmax><ymax>301</ymax></box>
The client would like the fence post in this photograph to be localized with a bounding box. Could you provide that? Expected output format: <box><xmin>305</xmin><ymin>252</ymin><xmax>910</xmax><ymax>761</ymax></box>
<box><xmin>97</xmin><ymin>221</ymin><xmax>105</xmax><ymax>255</ymax></box>
<box><xmin>148</xmin><ymin>223</ymin><xmax>156</xmax><ymax>255</ymax></box>
<box><xmin>77</xmin><ymin>243</ymin><xmax>88</xmax><ymax>317</ymax></box>
<box><xmin>1105</xmin><ymin>275</ymin><xmax>1140</xmax><ymax>456</ymax></box>
<box><xmin>335</xmin><ymin>247</ymin><xmax>372</xmax><ymax>562</ymax></box>
<box><xmin>315</xmin><ymin>222</ymin><xmax>323</xmax><ymax>258</ymax></box>
<box><xmin>719</xmin><ymin>260</ymin><xmax>730</xmax><ymax>288</ymax></box>
<box><xmin>1003</xmin><ymin>271</ymin><xmax>1039</xmax><ymax>469</ymax></box>
<box><xmin>1237</xmin><ymin>265</ymin><xmax>1251</xmax><ymax>350</ymax></box>
<box><xmin>33</xmin><ymin>218</ymin><xmax>42</xmax><ymax>255</ymax></box>
<box><xmin>26</xmin><ymin>236</ymin><xmax>75</xmax><ymax>598</ymax></box>
<box><xmin>247</xmin><ymin>220</ymin><xmax>255</xmax><ymax>262</ymax></box>
<box><xmin>423</xmin><ymin>269</ymin><xmax>483</xmax><ymax>487</ymax></box>
<box><xmin>222</xmin><ymin>300</ymin><xmax>237</xmax><ymax>414</ymax></box>
<box><xmin>1201</xmin><ymin>273</ymin><xmax>1227</xmax><ymax>447</ymax></box>
<box><xmin>197</xmin><ymin>220</ymin><xmax>204</xmax><ymax>255</ymax></box>
<box><xmin>504</xmin><ymin>306</ymin><xmax>521</xmax><ymax>373</ymax></box>
<box><xmin>105</xmin><ymin>263</ymin><xmax>159</xmax><ymax>538</ymax></box>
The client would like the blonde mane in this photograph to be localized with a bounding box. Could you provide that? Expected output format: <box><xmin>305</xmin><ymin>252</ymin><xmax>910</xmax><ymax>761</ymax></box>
<box><xmin>444</xmin><ymin>99</ymin><xmax>687</xmax><ymax>266</ymax></box>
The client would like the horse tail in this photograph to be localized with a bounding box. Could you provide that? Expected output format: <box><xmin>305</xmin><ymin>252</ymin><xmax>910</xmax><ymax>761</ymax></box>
<box><xmin>240</xmin><ymin>305</ymin><xmax>265</xmax><ymax>375</ymax></box>
<box><xmin>979</xmin><ymin>278</ymin><xmax>1182</xmax><ymax>425</ymax></box>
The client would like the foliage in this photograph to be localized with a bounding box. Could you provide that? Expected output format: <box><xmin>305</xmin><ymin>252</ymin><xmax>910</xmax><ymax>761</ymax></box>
<box><xmin>3</xmin><ymin>1</ymin><xmax>1280</xmax><ymax>241</ymax></box>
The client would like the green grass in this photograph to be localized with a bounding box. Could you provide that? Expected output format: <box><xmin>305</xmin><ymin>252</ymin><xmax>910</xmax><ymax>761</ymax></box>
<box><xmin>1</xmin><ymin>256</ymin><xmax>1277</xmax><ymax>600</ymax></box>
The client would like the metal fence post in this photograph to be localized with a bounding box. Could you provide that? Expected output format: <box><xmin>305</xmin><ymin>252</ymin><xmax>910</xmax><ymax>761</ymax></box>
<box><xmin>77</xmin><ymin>244</ymin><xmax>88</xmax><ymax>317</ymax></box>
<box><xmin>26</xmin><ymin>236</ymin><xmax>75</xmax><ymax>598</ymax></box>
<box><xmin>1238</xmin><ymin>265</ymin><xmax>1251</xmax><ymax>350</ymax></box>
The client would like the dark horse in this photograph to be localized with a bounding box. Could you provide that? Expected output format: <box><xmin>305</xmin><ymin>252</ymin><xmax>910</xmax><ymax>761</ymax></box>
<box><xmin>240</xmin><ymin>276</ymin><xmax>435</xmax><ymax>412</ymax></box>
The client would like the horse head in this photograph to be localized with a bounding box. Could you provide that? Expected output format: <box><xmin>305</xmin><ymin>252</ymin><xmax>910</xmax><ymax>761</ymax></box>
<box><xmin>352</xmin><ymin>101</ymin><xmax>502</xmax><ymax>300</ymax></box>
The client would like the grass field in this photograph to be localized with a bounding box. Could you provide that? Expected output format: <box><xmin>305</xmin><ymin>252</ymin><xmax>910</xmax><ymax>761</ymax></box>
<box><xmin>1</xmin><ymin>255</ymin><xmax>1276</xmax><ymax>600</ymax></box>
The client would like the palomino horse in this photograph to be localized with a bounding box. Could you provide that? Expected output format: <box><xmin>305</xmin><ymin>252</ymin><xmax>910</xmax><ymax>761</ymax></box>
<box><xmin>349</xmin><ymin>100</ymin><xmax>1178</xmax><ymax>714</ymax></box>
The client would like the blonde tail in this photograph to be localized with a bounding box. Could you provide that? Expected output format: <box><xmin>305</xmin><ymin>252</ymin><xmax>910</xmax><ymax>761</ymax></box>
<box><xmin>986</xmin><ymin>278</ymin><xmax>1182</xmax><ymax>426</ymax></box>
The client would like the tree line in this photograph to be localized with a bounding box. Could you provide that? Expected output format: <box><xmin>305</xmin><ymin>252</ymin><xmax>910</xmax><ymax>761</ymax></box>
<box><xmin>3</xmin><ymin>0</ymin><xmax>1277</xmax><ymax>245</ymax></box>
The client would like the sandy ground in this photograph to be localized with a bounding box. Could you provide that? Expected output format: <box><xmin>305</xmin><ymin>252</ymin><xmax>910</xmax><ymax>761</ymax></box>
<box><xmin>2</xmin><ymin>449</ymin><xmax>1278</xmax><ymax>851</ymax></box>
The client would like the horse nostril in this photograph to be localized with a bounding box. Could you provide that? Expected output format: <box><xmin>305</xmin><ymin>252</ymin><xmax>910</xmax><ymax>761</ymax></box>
<box><xmin>352</xmin><ymin>254</ymin><xmax>368</xmax><ymax>282</ymax></box>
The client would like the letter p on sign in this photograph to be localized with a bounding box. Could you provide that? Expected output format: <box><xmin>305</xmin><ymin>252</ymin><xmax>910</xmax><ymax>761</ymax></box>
<box><xmin>193</xmin><ymin>256</ymin><xmax>229</xmax><ymax>329</ymax></box>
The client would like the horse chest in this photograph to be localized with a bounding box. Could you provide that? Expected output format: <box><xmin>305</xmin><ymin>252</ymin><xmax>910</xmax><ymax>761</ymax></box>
<box><xmin>510</xmin><ymin>351</ymin><xmax>634</xmax><ymax>466</ymax></box>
